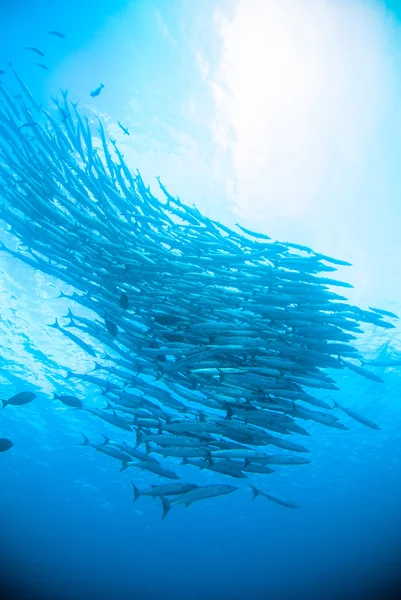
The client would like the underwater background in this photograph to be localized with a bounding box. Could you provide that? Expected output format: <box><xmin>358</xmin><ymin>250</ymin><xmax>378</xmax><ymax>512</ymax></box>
<box><xmin>0</xmin><ymin>1</ymin><xmax>401</xmax><ymax>599</ymax></box>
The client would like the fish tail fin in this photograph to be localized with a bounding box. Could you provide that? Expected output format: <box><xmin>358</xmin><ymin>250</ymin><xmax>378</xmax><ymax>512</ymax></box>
<box><xmin>48</xmin><ymin>318</ymin><xmax>60</xmax><ymax>329</ymax></box>
<box><xmin>1</xmin><ymin>400</ymin><xmax>7</xmax><ymax>409</ymax></box>
<box><xmin>329</xmin><ymin>396</ymin><xmax>338</xmax><ymax>409</ymax></box>
<box><xmin>205</xmin><ymin>458</ymin><xmax>213</xmax><ymax>468</ymax></box>
<box><xmin>145</xmin><ymin>442</ymin><xmax>152</xmax><ymax>455</ymax></box>
<box><xmin>181</xmin><ymin>457</ymin><xmax>188</xmax><ymax>466</ymax></box>
<box><xmin>80</xmin><ymin>433</ymin><xmax>90</xmax><ymax>446</ymax></box>
<box><xmin>101</xmin><ymin>435</ymin><xmax>111</xmax><ymax>445</ymax></box>
<box><xmin>244</xmin><ymin>459</ymin><xmax>250</xmax><ymax>467</ymax></box>
<box><xmin>160</xmin><ymin>496</ymin><xmax>171</xmax><ymax>520</ymax></box>
<box><xmin>104</xmin><ymin>401</ymin><xmax>114</xmax><ymax>411</ymax></box>
<box><xmin>90</xmin><ymin>362</ymin><xmax>103</xmax><ymax>372</ymax></box>
<box><xmin>250</xmin><ymin>484</ymin><xmax>260</xmax><ymax>500</ymax></box>
<box><xmin>130</xmin><ymin>481</ymin><xmax>140</xmax><ymax>503</ymax></box>
<box><xmin>119</xmin><ymin>460</ymin><xmax>129</xmax><ymax>473</ymax></box>
<box><xmin>52</xmin><ymin>393</ymin><xmax>60</xmax><ymax>400</ymax></box>
<box><xmin>224</xmin><ymin>401</ymin><xmax>233</xmax><ymax>419</ymax></box>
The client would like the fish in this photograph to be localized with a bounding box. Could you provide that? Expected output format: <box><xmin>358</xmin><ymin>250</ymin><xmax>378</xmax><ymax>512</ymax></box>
<box><xmin>0</xmin><ymin>69</ymin><xmax>5</xmax><ymax>75</ymax></box>
<box><xmin>0</xmin><ymin>69</ymin><xmax>394</xmax><ymax>516</ymax></box>
<box><xmin>1</xmin><ymin>392</ymin><xmax>36</xmax><ymax>408</ymax></box>
<box><xmin>119</xmin><ymin>291</ymin><xmax>129</xmax><ymax>309</ymax></box>
<box><xmin>90</xmin><ymin>83</ymin><xmax>104</xmax><ymax>98</ymax></box>
<box><xmin>118</xmin><ymin>121</ymin><xmax>130</xmax><ymax>135</ymax></box>
<box><xmin>0</xmin><ymin>438</ymin><xmax>13</xmax><ymax>452</ymax></box>
<box><xmin>331</xmin><ymin>398</ymin><xmax>380</xmax><ymax>430</ymax></box>
<box><xmin>53</xmin><ymin>394</ymin><xmax>83</xmax><ymax>408</ymax></box>
<box><xmin>25</xmin><ymin>47</ymin><xmax>45</xmax><ymax>57</ymax></box>
<box><xmin>250</xmin><ymin>485</ymin><xmax>299</xmax><ymax>508</ymax></box>
<box><xmin>48</xmin><ymin>30</ymin><xmax>65</xmax><ymax>38</ymax></box>
<box><xmin>160</xmin><ymin>484</ymin><xmax>237</xmax><ymax>518</ymax></box>
<box><xmin>33</xmin><ymin>62</ymin><xmax>49</xmax><ymax>70</ymax></box>
<box><xmin>130</xmin><ymin>481</ymin><xmax>198</xmax><ymax>502</ymax></box>
<box><xmin>105</xmin><ymin>318</ymin><xmax>118</xmax><ymax>337</ymax></box>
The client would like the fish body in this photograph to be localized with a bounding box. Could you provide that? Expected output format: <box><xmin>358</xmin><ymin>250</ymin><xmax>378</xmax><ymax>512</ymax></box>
<box><xmin>53</xmin><ymin>394</ymin><xmax>83</xmax><ymax>408</ymax></box>
<box><xmin>0</xmin><ymin>438</ymin><xmax>13</xmax><ymax>452</ymax></box>
<box><xmin>2</xmin><ymin>392</ymin><xmax>36</xmax><ymax>408</ymax></box>
<box><xmin>250</xmin><ymin>485</ymin><xmax>299</xmax><ymax>508</ymax></box>
<box><xmin>131</xmin><ymin>481</ymin><xmax>197</xmax><ymax>502</ymax></box>
<box><xmin>160</xmin><ymin>484</ymin><xmax>237</xmax><ymax>518</ymax></box>
<box><xmin>90</xmin><ymin>83</ymin><xmax>104</xmax><ymax>98</ymax></box>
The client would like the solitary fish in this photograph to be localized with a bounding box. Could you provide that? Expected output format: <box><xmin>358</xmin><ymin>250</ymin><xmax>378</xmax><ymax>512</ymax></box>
<box><xmin>33</xmin><ymin>61</ymin><xmax>49</xmax><ymax>70</ymax></box>
<box><xmin>160</xmin><ymin>484</ymin><xmax>237</xmax><ymax>519</ymax></box>
<box><xmin>48</xmin><ymin>30</ymin><xmax>65</xmax><ymax>38</ymax></box>
<box><xmin>331</xmin><ymin>398</ymin><xmax>380</xmax><ymax>430</ymax></box>
<box><xmin>118</xmin><ymin>121</ymin><xmax>130</xmax><ymax>135</ymax></box>
<box><xmin>250</xmin><ymin>485</ymin><xmax>299</xmax><ymax>508</ymax></box>
<box><xmin>119</xmin><ymin>291</ymin><xmax>129</xmax><ymax>310</ymax></box>
<box><xmin>1</xmin><ymin>392</ymin><xmax>36</xmax><ymax>408</ymax></box>
<box><xmin>25</xmin><ymin>47</ymin><xmax>45</xmax><ymax>57</ymax></box>
<box><xmin>131</xmin><ymin>481</ymin><xmax>197</xmax><ymax>503</ymax></box>
<box><xmin>0</xmin><ymin>70</ymin><xmax>5</xmax><ymax>75</ymax></box>
<box><xmin>0</xmin><ymin>438</ymin><xmax>13</xmax><ymax>452</ymax></box>
<box><xmin>90</xmin><ymin>83</ymin><xmax>104</xmax><ymax>98</ymax></box>
<box><xmin>53</xmin><ymin>393</ymin><xmax>83</xmax><ymax>408</ymax></box>
<box><xmin>105</xmin><ymin>318</ymin><xmax>118</xmax><ymax>337</ymax></box>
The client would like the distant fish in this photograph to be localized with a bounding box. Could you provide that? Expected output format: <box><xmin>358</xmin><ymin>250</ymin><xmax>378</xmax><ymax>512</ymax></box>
<box><xmin>0</xmin><ymin>69</ymin><xmax>5</xmax><ymax>75</ymax></box>
<box><xmin>250</xmin><ymin>485</ymin><xmax>299</xmax><ymax>508</ymax></box>
<box><xmin>105</xmin><ymin>318</ymin><xmax>118</xmax><ymax>337</ymax></box>
<box><xmin>90</xmin><ymin>83</ymin><xmax>104</xmax><ymax>98</ymax></box>
<box><xmin>0</xmin><ymin>438</ymin><xmax>13</xmax><ymax>452</ymax></box>
<box><xmin>118</xmin><ymin>121</ymin><xmax>130</xmax><ymax>135</ymax></box>
<box><xmin>119</xmin><ymin>291</ymin><xmax>129</xmax><ymax>310</ymax></box>
<box><xmin>18</xmin><ymin>122</ymin><xmax>38</xmax><ymax>129</ymax></box>
<box><xmin>48</xmin><ymin>30</ymin><xmax>65</xmax><ymax>38</ymax></box>
<box><xmin>53</xmin><ymin>393</ymin><xmax>83</xmax><ymax>408</ymax></box>
<box><xmin>33</xmin><ymin>61</ymin><xmax>49</xmax><ymax>70</ymax></box>
<box><xmin>1</xmin><ymin>391</ymin><xmax>36</xmax><ymax>408</ymax></box>
<box><xmin>25</xmin><ymin>47</ymin><xmax>45</xmax><ymax>57</ymax></box>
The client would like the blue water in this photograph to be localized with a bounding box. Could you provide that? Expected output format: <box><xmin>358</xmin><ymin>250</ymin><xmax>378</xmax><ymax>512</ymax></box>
<box><xmin>1</xmin><ymin>1</ymin><xmax>401</xmax><ymax>599</ymax></box>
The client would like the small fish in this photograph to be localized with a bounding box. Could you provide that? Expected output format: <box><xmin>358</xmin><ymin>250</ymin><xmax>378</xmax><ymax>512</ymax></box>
<box><xmin>90</xmin><ymin>83</ymin><xmax>104</xmax><ymax>98</ymax></box>
<box><xmin>250</xmin><ymin>485</ymin><xmax>299</xmax><ymax>508</ymax></box>
<box><xmin>105</xmin><ymin>318</ymin><xmax>118</xmax><ymax>337</ymax></box>
<box><xmin>118</xmin><ymin>121</ymin><xmax>130</xmax><ymax>135</ymax></box>
<box><xmin>48</xmin><ymin>30</ymin><xmax>65</xmax><ymax>38</ymax></box>
<box><xmin>25</xmin><ymin>47</ymin><xmax>45</xmax><ymax>57</ymax></box>
<box><xmin>0</xmin><ymin>438</ymin><xmax>13</xmax><ymax>452</ymax></box>
<box><xmin>131</xmin><ymin>481</ymin><xmax>197</xmax><ymax>502</ymax></box>
<box><xmin>0</xmin><ymin>69</ymin><xmax>5</xmax><ymax>75</ymax></box>
<box><xmin>33</xmin><ymin>61</ymin><xmax>49</xmax><ymax>70</ymax></box>
<box><xmin>18</xmin><ymin>122</ymin><xmax>38</xmax><ymax>129</ymax></box>
<box><xmin>119</xmin><ymin>291</ymin><xmax>129</xmax><ymax>310</ymax></box>
<box><xmin>1</xmin><ymin>392</ymin><xmax>36</xmax><ymax>408</ymax></box>
<box><xmin>53</xmin><ymin>393</ymin><xmax>83</xmax><ymax>408</ymax></box>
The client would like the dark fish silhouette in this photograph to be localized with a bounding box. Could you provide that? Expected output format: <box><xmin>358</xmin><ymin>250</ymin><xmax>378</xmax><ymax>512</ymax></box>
<box><xmin>48</xmin><ymin>30</ymin><xmax>65</xmax><ymax>38</ymax></box>
<box><xmin>0</xmin><ymin>438</ymin><xmax>13</xmax><ymax>452</ymax></box>
<box><xmin>25</xmin><ymin>47</ymin><xmax>45</xmax><ymax>57</ymax></box>
<box><xmin>119</xmin><ymin>291</ymin><xmax>129</xmax><ymax>310</ymax></box>
<box><xmin>1</xmin><ymin>392</ymin><xmax>36</xmax><ymax>408</ymax></box>
<box><xmin>53</xmin><ymin>394</ymin><xmax>83</xmax><ymax>408</ymax></box>
<box><xmin>105</xmin><ymin>318</ymin><xmax>118</xmax><ymax>337</ymax></box>
<box><xmin>33</xmin><ymin>61</ymin><xmax>49</xmax><ymax>70</ymax></box>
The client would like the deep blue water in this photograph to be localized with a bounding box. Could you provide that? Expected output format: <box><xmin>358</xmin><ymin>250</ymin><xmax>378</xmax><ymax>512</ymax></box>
<box><xmin>1</xmin><ymin>1</ymin><xmax>401</xmax><ymax>599</ymax></box>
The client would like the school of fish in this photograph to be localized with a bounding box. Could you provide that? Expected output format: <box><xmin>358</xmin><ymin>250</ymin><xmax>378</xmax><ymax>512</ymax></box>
<box><xmin>0</xmin><ymin>55</ymin><xmax>398</xmax><ymax>517</ymax></box>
